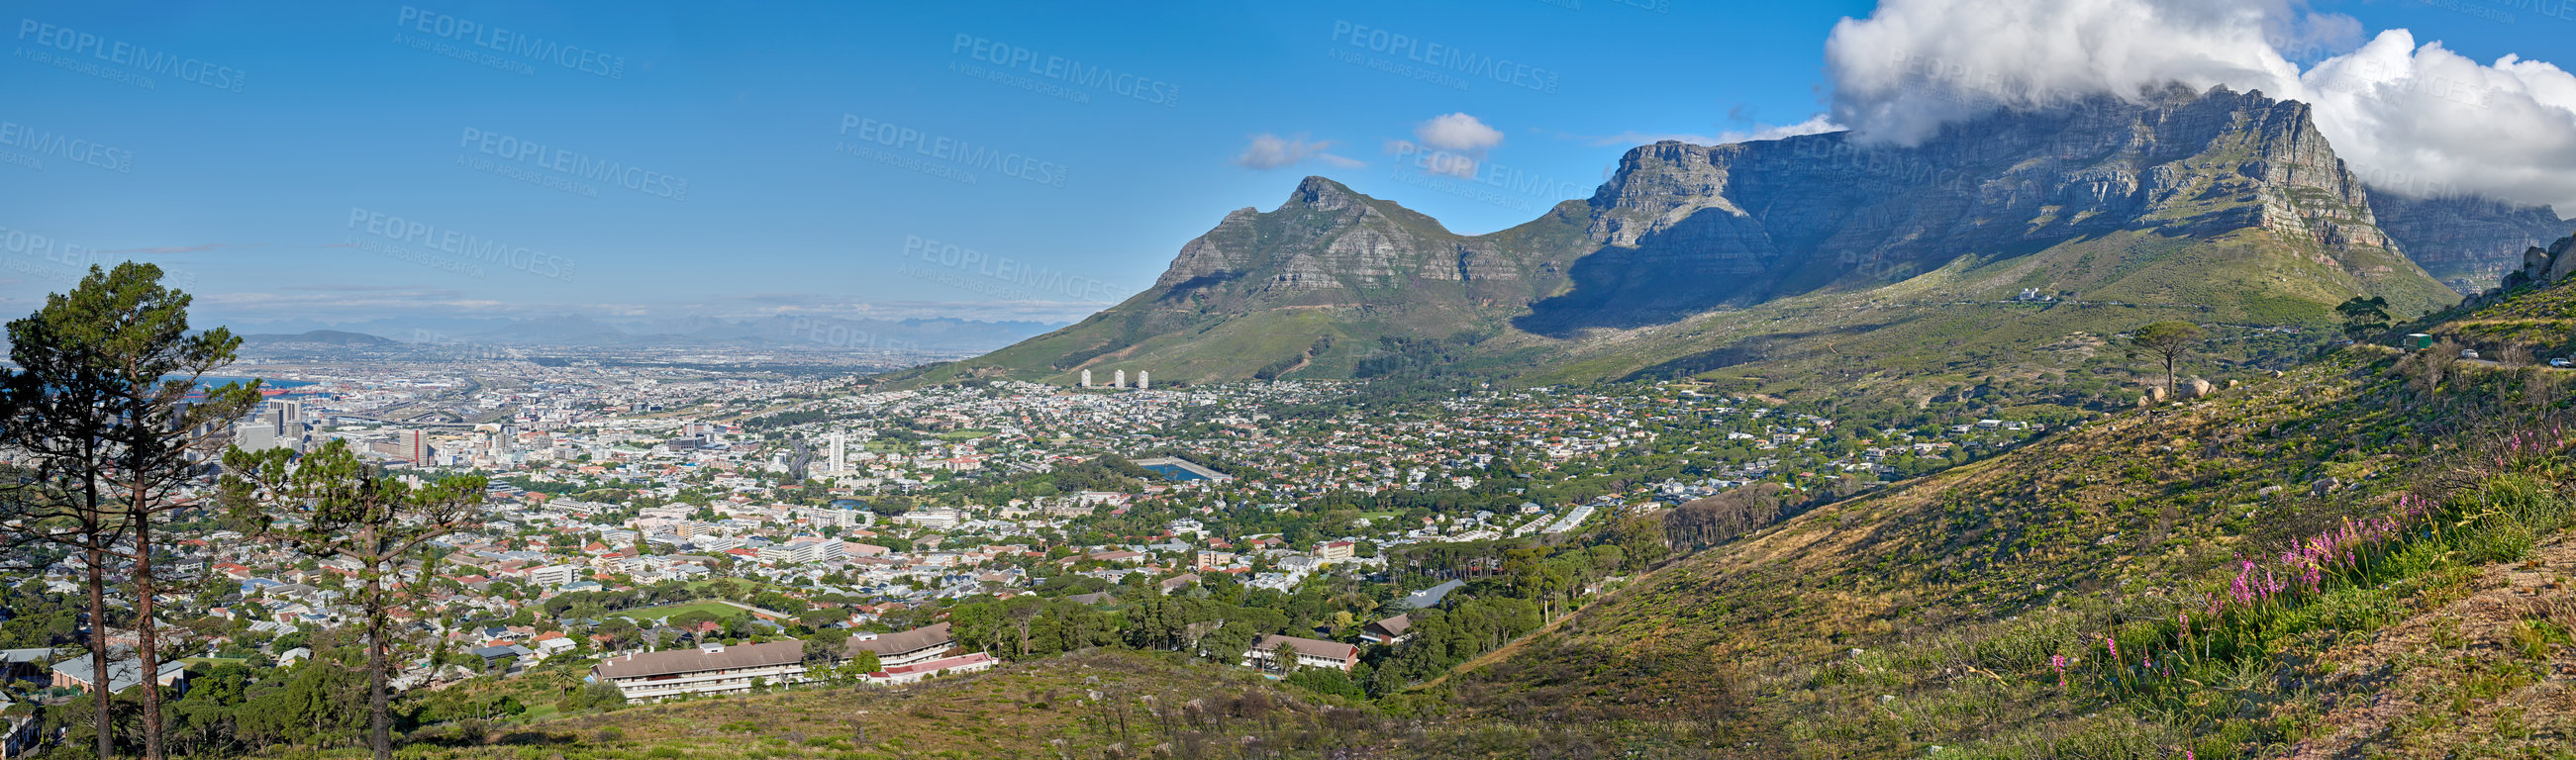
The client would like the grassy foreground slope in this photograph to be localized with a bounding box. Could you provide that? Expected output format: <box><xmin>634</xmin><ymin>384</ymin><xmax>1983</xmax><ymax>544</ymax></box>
<box><xmin>1436</xmin><ymin>344</ymin><xmax>2576</xmax><ymax>758</ymax></box>
<box><xmin>383</xmin><ymin>652</ymin><xmax>1324</xmax><ymax>760</ymax></box>
<box><xmin>368</xmin><ymin>650</ymin><xmax>1648</xmax><ymax>760</ymax></box>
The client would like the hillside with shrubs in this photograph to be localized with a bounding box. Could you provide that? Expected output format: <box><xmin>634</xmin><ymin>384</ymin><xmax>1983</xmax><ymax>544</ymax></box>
<box><xmin>1427</xmin><ymin>301</ymin><xmax>2576</xmax><ymax>757</ymax></box>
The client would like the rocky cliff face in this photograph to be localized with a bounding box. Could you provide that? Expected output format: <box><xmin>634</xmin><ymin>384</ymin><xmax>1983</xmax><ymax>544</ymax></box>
<box><xmin>1532</xmin><ymin>86</ymin><xmax>2410</xmax><ymax>329</ymax></box>
<box><xmin>2368</xmin><ymin>193</ymin><xmax>2569</xmax><ymax>292</ymax></box>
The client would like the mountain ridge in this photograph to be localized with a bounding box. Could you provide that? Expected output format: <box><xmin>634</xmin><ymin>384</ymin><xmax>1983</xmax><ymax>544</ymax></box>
<box><xmin>908</xmin><ymin>85</ymin><xmax>2472</xmax><ymax>391</ymax></box>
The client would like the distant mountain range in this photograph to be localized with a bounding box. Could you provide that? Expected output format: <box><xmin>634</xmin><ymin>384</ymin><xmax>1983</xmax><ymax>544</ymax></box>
<box><xmin>230</xmin><ymin>315</ymin><xmax>1060</xmax><ymax>355</ymax></box>
<box><xmin>906</xmin><ymin>84</ymin><xmax>2567</xmax><ymax>389</ymax></box>
<box><xmin>2367</xmin><ymin>193</ymin><xmax>2569</xmax><ymax>293</ymax></box>
<box><xmin>238</xmin><ymin>330</ymin><xmax>403</xmax><ymax>347</ymax></box>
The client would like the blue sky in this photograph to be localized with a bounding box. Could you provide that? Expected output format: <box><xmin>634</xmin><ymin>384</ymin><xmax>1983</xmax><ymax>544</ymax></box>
<box><xmin>0</xmin><ymin>0</ymin><xmax>2560</xmax><ymax>332</ymax></box>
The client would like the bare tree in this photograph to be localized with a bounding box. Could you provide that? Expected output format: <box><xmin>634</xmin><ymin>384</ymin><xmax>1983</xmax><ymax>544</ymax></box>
<box><xmin>222</xmin><ymin>439</ymin><xmax>488</xmax><ymax>760</ymax></box>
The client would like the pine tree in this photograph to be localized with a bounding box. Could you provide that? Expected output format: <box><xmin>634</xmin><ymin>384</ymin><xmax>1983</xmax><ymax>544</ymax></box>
<box><xmin>221</xmin><ymin>439</ymin><xmax>487</xmax><ymax>760</ymax></box>
<box><xmin>0</xmin><ymin>263</ymin><xmax>260</xmax><ymax>760</ymax></box>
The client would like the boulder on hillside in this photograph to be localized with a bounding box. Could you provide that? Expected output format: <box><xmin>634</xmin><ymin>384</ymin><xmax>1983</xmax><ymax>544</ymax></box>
<box><xmin>2547</xmin><ymin>234</ymin><xmax>2576</xmax><ymax>284</ymax></box>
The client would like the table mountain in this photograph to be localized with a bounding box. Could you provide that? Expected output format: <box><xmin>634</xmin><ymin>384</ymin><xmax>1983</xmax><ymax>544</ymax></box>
<box><xmin>911</xmin><ymin>84</ymin><xmax>2463</xmax><ymax>388</ymax></box>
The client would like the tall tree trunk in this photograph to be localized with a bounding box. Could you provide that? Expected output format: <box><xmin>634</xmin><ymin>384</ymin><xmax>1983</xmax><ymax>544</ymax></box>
<box><xmin>131</xmin><ymin>501</ymin><xmax>165</xmax><ymax>760</ymax></box>
<box><xmin>86</xmin><ymin>544</ymin><xmax>115</xmax><ymax>760</ymax></box>
<box><xmin>368</xmin><ymin>572</ymin><xmax>392</xmax><ymax>760</ymax></box>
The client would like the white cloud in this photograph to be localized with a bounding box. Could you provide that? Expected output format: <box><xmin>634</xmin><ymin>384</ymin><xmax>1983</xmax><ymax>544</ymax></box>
<box><xmin>2301</xmin><ymin>32</ymin><xmax>2576</xmax><ymax>207</ymax></box>
<box><xmin>1716</xmin><ymin>115</ymin><xmax>1845</xmax><ymax>143</ymax></box>
<box><xmin>1415</xmin><ymin>113</ymin><xmax>1505</xmax><ymax>152</ymax></box>
<box><xmin>1235</xmin><ymin>133</ymin><xmax>1361</xmax><ymax>170</ymax></box>
<box><xmin>1549</xmin><ymin>115</ymin><xmax>1845</xmax><ymax>147</ymax></box>
<box><xmin>1393</xmin><ymin>113</ymin><xmax>1508</xmax><ymax>178</ymax></box>
<box><xmin>1823</xmin><ymin>0</ymin><xmax>2576</xmax><ymax>210</ymax></box>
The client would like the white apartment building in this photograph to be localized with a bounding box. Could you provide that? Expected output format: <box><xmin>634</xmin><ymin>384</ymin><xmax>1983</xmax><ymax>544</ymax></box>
<box><xmin>525</xmin><ymin>564</ymin><xmax>582</xmax><ymax>587</ymax></box>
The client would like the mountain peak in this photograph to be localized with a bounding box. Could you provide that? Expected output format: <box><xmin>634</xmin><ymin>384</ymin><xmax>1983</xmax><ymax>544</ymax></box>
<box><xmin>1285</xmin><ymin>176</ymin><xmax>1360</xmax><ymax>211</ymax></box>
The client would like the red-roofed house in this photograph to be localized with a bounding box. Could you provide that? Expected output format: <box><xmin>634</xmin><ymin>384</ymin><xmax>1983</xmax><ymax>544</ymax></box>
<box><xmin>869</xmin><ymin>652</ymin><xmax>996</xmax><ymax>685</ymax></box>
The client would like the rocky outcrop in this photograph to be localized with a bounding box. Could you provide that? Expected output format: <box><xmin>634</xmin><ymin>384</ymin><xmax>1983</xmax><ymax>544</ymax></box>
<box><xmin>1150</xmin><ymin>176</ymin><xmax>1510</xmax><ymax>298</ymax></box>
<box><xmin>2370</xmin><ymin>193</ymin><xmax>2569</xmax><ymax>293</ymax></box>
<box><xmin>2547</xmin><ymin>235</ymin><xmax>2576</xmax><ymax>284</ymax></box>
<box><xmin>2504</xmin><ymin>232</ymin><xmax>2576</xmax><ymax>289</ymax></box>
<box><xmin>1154</xmin><ymin>208</ymin><xmax>1262</xmax><ymax>288</ymax></box>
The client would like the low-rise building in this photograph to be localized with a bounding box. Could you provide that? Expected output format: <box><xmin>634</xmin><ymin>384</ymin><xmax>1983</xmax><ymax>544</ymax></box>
<box><xmin>1317</xmin><ymin>541</ymin><xmax>1355</xmax><ymax>562</ymax></box>
<box><xmin>868</xmin><ymin>652</ymin><xmax>997</xmax><ymax>685</ymax></box>
<box><xmin>1360</xmin><ymin>615</ymin><xmax>1412</xmax><ymax>645</ymax></box>
<box><xmin>526</xmin><ymin>564</ymin><xmax>582</xmax><ymax>587</ymax></box>
<box><xmin>590</xmin><ymin>640</ymin><xmax>809</xmax><ymax>703</ymax></box>
<box><xmin>1242</xmin><ymin>634</ymin><xmax>1358</xmax><ymax>672</ymax></box>
<box><xmin>590</xmin><ymin>623</ymin><xmax>959</xmax><ymax>704</ymax></box>
<box><xmin>51</xmin><ymin>658</ymin><xmax>187</xmax><ymax>695</ymax></box>
<box><xmin>845</xmin><ymin>621</ymin><xmax>953</xmax><ymax>668</ymax></box>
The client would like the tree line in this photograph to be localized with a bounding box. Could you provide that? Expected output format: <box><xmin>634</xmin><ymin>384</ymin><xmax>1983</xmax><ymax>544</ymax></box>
<box><xmin>0</xmin><ymin>264</ymin><xmax>490</xmax><ymax>760</ymax></box>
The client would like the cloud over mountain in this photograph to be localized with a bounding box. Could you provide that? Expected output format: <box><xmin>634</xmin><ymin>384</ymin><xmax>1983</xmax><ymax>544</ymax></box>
<box><xmin>1235</xmin><ymin>134</ymin><xmax>1362</xmax><ymax>170</ymax></box>
<box><xmin>1387</xmin><ymin>113</ymin><xmax>1505</xmax><ymax>178</ymax></box>
<box><xmin>1825</xmin><ymin>0</ymin><xmax>2576</xmax><ymax>209</ymax></box>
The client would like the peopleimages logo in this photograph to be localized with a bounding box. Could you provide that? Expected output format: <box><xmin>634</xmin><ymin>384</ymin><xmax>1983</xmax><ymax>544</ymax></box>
<box><xmin>345</xmin><ymin>207</ymin><xmax>576</xmax><ymax>281</ymax></box>
<box><xmin>902</xmin><ymin>235</ymin><xmax>1118</xmax><ymax>303</ymax></box>
<box><xmin>16</xmin><ymin>19</ymin><xmax>248</xmax><ymax>92</ymax></box>
<box><xmin>837</xmin><ymin>116</ymin><xmax>1069</xmax><ymax>188</ymax></box>
<box><xmin>0</xmin><ymin>224</ymin><xmax>107</xmax><ymax>268</ymax></box>
<box><xmin>1388</xmin><ymin>142</ymin><xmax>1592</xmax><ymax>200</ymax></box>
<box><xmin>787</xmin><ymin>317</ymin><xmax>920</xmax><ymax>354</ymax></box>
<box><xmin>457</xmin><ymin>127</ymin><xmax>689</xmax><ymax>201</ymax></box>
<box><xmin>394</xmin><ymin>5</ymin><xmax>627</xmax><ymax>79</ymax></box>
<box><xmin>1328</xmin><ymin>21</ymin><xmax>1560</xmax><ymax>94</ymax></box>
<box><xmin>0</xmin><ymin>224</ymin><xmax>200</xmax><ymax>289</ymax></box>
<box><xmin>0</xmin><ymin>120</ymin><xmax>134</xmax><ymax>173</ymax></box>
<box><xmin>949</xmin><ymin>34</ymin><xmax>1181</xmax><ymax>107</ymax></box>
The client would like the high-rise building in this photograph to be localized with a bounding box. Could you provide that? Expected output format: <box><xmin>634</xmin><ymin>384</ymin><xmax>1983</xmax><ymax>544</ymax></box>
<box><xmin>1113</xmin><ymin>369</ymin><xmax>1126</xmax><ymax>388</ymax></box>
<box><xmin>1139</xmin><ymin>371</ymin><xmax>1149</xmax><ymax>390</ymax></box>
<box><xmin>233</xmin><ymin>400</ymin><xmax>308</xmax><ymax>453</ymax></box>
<box><xmin>1080</xmin><ymin>369</ymin><xmax>1092</xmax><ymax>388</ymax></box>
<box><xmin>398</xmin><ymin>429</ymin><xmax>428</xmax><ymax>463</ymax></box>
<box><xmin>828</xmin><ymin>430</ymin><xmax>847</xmax><ymax>474</ymax></box>
<box><xmin>234</xmin><ymin>423</ymin><xmax>283</xmax><ymax>452</ymax></box>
